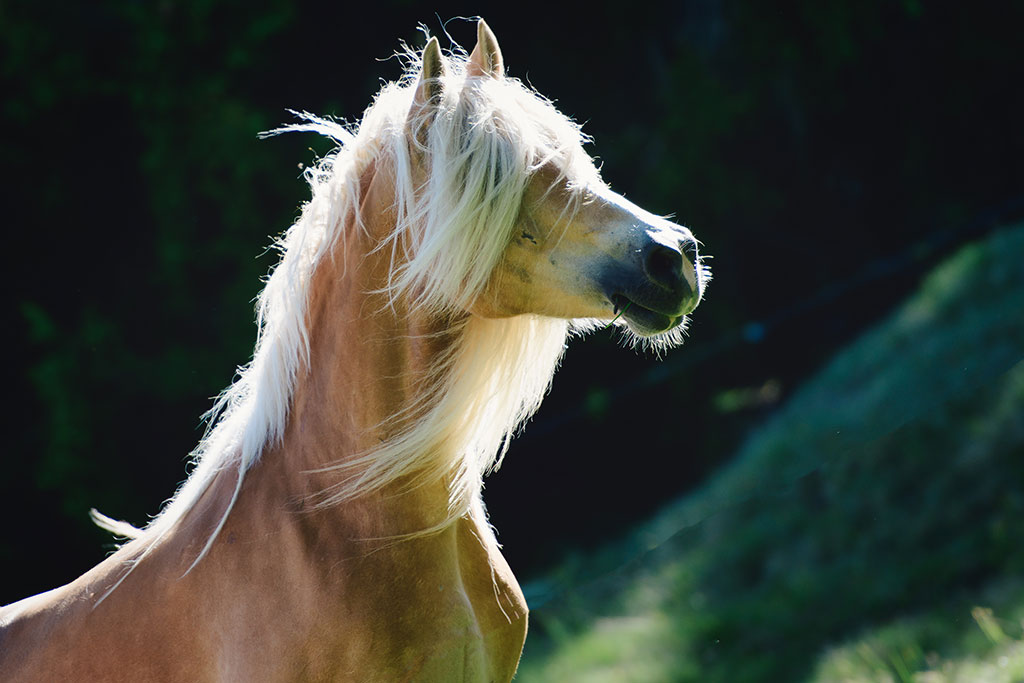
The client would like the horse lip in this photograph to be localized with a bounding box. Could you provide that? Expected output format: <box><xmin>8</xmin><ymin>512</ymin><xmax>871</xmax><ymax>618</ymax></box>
<box><xmin>600</xmin><ymin>259</ymin><xmax>700</xmax><ymax>332</ymax></box>
<box><xmin>611</xmin><ymin>286</ymin><xmax>697</xmax><ymax>320</ymax></box>
<box><xmin>610</xmin><ymin>293</ymin><xmax>687</xmax><ymax>334</ymax></box>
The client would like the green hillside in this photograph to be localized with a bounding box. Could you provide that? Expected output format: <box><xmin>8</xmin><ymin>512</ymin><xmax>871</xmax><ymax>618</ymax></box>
<box><xmin>518</xmin><ymin>225</ymin><xmax>1024</xmax><ymax>682</ymax></box>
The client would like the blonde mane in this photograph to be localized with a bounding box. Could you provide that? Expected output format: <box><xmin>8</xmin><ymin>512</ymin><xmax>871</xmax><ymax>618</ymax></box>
<box><xmin>94</xmin><ymin>41</ymin><xmax>608</xmax><ymax>561</ymax></box>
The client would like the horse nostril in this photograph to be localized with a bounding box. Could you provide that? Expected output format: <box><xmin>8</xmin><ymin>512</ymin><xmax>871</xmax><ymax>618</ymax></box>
<box><xmin>644</xmin><ymin>243</ymin><xmax>684</xmax><ymax>291</ymax></box>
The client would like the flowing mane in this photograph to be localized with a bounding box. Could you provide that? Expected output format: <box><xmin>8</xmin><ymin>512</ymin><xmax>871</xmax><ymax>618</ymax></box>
<box><xmin>95</xmin><ymin>42</ymin><xmax>607</xmax><ymax>556</ymax></box>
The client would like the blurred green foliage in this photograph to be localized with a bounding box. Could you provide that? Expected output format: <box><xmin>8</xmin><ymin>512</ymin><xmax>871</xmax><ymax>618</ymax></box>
<box><xmin>518</xmin><ymin>224</ymin><xmax>1024</xmax><ymax>681</ymax></box>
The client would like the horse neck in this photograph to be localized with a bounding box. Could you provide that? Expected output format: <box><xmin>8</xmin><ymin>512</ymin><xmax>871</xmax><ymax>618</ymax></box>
<box><xmin>248</xmin><ymin>166</ymin><xmax>465</xmax><ymax>539</ymax></box>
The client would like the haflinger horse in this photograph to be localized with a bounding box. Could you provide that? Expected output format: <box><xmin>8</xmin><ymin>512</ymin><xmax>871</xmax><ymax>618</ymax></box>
<box><xmin>0</xmin><ymin>20</ymin><xmax>707</xmax><ymax>683</ymax></box>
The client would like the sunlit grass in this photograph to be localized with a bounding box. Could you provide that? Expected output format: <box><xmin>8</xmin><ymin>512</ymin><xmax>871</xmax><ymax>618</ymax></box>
<box><xmin>518</xmin><ymin>613</ymin><xmax>694</xmax><ymax>683</ymax></box>
<box><xmin>814</xmin><ymin>581</ymin><xmax>1024</xmax><ymax>682</ymax></box>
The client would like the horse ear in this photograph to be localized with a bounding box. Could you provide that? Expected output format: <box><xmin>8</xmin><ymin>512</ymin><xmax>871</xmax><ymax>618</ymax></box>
<box><xmin>466</xmin><ymin>19</ymin><xmax>504</xmax><ymax>78</ymax></box>
<box><xmin>413</xmin><ymin>37</ymin><xmax>447</xmax><ymax>107</ymax></box>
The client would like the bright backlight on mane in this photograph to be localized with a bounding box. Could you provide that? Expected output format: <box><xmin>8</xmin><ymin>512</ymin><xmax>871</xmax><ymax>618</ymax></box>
<box><xmin>93</xmin><ymin>34</ymin><xmax>708</xmax><ymax>566</ymax></box>
<box><xmin>95</xmin><ymin>38</ymin><xmax>612</xmax><ymax>555</ymax></box>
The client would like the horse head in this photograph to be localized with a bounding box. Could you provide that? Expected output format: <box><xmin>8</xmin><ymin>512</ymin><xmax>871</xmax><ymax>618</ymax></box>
<box><xmin>387</xmin><ymin>21</ymin><xmax>708</xmax><ymax>348</ymax></box>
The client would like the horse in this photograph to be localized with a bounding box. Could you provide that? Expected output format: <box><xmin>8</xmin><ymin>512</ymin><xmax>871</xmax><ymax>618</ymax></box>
<box><xmin>0</xmin><ymin>20</ymin><xmax>707</xmax><ymax>682</ymax></box>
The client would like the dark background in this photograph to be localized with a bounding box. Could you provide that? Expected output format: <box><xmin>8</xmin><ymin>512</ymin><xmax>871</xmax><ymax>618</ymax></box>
<box><xmin>2</xmin><ymin>1</ymin><xmax>1022</xmax><ymax>605</ymax></box>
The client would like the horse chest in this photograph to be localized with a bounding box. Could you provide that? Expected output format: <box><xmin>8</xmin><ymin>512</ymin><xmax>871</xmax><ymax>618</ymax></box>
<box><xmin>223</xmin><ymin>516</ymin><xmax>528</xmax><ymax>682</ymax></box>
<box><xmin>328</xmin><ymin>522</ymin><xmax>527</xmax><ymax>682</ymax></box>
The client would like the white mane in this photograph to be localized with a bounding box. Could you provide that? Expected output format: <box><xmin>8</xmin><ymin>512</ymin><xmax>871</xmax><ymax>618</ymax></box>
<box><xmin>94</xmin><ymin>42</ymin><xmax>607</xmax><ymax>564</ymax></box>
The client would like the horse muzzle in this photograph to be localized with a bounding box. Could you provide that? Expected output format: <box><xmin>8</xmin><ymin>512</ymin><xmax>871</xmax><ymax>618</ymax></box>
<box><xmin>603</xmin><ymin>235</ymin><xmax>703</xmax><ymax>336</ymax></box>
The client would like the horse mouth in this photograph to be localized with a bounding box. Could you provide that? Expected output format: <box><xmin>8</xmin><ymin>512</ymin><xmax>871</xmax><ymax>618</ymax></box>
<box><xmin>610</xmin><ymin>294</ymin><xmax>687</xmax><ymax>336</ymax></box>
